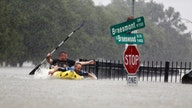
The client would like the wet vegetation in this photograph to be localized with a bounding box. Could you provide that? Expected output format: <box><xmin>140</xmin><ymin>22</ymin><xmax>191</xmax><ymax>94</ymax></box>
<box><xmin>0</xmin><ymin>0</ymin><xmax>191</xmax><ymax>67</ymax></box>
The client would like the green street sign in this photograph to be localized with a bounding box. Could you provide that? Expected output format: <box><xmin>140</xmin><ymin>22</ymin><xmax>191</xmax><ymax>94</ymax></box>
<box><xmin>110</xmin><ymin>16</ymin><xmax>145</xmax><ymax>37</ymax></box>
<box><xmin>115</xmin><ymin>33</ymin><xmax>144</xmax><ymax>44</ymax></box>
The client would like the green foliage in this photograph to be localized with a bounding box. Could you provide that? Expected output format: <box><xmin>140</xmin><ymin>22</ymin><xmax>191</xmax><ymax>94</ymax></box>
<box><xmin>0</xmin><ymin>0</ymin><xmax>192</xmax><ymax>67</ymax></box>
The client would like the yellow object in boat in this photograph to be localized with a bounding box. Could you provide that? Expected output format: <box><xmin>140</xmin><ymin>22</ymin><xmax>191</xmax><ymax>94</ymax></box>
<box><xmin>52</xmin><ymin>70</ymin><xmax>84</xmax><ymax>80</ymax></box>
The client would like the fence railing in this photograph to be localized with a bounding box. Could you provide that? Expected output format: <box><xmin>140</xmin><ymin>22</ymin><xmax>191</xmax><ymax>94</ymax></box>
<box><xmin>80</xmin><ymin>59</ymin><xmax>192</xmax><ymax>83</ymax></box>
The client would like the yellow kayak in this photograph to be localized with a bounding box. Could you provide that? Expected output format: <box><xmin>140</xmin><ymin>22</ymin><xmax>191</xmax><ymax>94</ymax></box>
<box><xmin>52</xmin><ymin>70</ymin><xmax>84</xmax><ymax>80</ymax></box>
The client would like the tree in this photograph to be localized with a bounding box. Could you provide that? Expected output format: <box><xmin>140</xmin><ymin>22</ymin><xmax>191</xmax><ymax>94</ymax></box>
<box><xmin>0</xmin><ymin>0</ymin><xmax>192</xmax><ymax>67</ymax></box>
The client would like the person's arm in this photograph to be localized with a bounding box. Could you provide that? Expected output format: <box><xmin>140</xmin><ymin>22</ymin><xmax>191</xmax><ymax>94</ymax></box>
<box><xmin>46</xmin><ymin>53</ymin><xmax>53</xmax><ymax>64</ymax></box>
<box><xmin>78</xmin><ymin>60</ymin><xmax>95</xmax><ymax>65</ymax></box>
<box><xmin>88</xmin><ymin>73</ymin><xmax>97</xmax><ymax>80</ymax></box>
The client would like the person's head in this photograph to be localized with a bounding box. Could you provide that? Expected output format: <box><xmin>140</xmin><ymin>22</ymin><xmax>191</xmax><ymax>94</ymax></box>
<box><xmin>58</xmin><ymin>51</ymin><xmax>68</xmax><ymax>61</ymax></box>
<box><xmin>74</xmin><ymin>62</ymin><xmax>82</xmax><ymax>73</ymax></box>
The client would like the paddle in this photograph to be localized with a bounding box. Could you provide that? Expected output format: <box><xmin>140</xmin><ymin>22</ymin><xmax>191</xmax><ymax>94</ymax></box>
<box><xmin>29</xmin><ymin>21</ymin><xmax>85</xmax><ymax>75</ymax></box>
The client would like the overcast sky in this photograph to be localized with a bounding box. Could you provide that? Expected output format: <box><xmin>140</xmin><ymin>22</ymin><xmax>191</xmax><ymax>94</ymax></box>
<box><xmin>152</xmin><ymin>0</ymin><xmax>192</xmax><ymax>32</ymax></box>
<box><xmin>92</xmin><ymin>0</ymin><xmax>192</xmax><ymax>32</ymax></box>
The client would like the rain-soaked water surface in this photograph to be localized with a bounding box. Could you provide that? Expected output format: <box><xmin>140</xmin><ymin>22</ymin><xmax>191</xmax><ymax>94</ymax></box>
<box><xmin>0</xmin><ymin>67</ymin><xmax>192</xmax><ymax>108</ymax></box>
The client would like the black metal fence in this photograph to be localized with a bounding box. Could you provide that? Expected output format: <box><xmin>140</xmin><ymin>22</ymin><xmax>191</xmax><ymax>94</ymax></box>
<box><xmin>81</xmin><ymin>59</ymin><xmax>192</xmax><ymax>83</ymax></box>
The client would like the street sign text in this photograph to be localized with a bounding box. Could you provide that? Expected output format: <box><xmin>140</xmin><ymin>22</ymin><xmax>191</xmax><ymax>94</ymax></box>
<box><xmin>115</xmin><ymin>33</ymin><xmax>144</xmax><ymax>44</ymax></box>
<box><xmin>110</xmin><ymin>16</ymin><xmax>145</xmax><ymax>37</ymax></box>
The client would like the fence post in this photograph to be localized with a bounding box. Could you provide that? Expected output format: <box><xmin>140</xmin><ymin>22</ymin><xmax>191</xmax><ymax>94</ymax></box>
<box><xmin>95</xmin><ymin>61</ymin><xmax>99</xmax><ymax>79</ymax></box>
<box><xmin>164</xmin><ymin>61</ymin><xmax>169</xmax><ymax>82</ymax></box>
<box><xmin>109</xmin><ymin>60</ymin><xmax>112</xmax><ymax>79</ymax></box>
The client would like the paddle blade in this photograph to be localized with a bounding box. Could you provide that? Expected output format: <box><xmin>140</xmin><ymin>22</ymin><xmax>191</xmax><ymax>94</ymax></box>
<box><xmin>73</xmin><ymin>21</ymin><xmax>85</xmax><ymax>32</ymax></box>
<box><xmin>29</xmin><ymin>64</ymin><xmax>41</xmax><ymax>75</ymax></box>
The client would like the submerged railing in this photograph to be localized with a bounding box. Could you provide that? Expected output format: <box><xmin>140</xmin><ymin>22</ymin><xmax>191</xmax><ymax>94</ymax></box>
<box><xmin>80</xmin><ymin>59</ymin><xmax>192</xmax><ymax>83</ymax></box>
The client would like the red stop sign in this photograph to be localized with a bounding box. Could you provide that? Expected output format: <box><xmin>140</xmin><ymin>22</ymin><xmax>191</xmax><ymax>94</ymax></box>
<box><xmin>123</xmin><ymin>45</ymin><xmax>140</xmax><ymax>75</ymax></box>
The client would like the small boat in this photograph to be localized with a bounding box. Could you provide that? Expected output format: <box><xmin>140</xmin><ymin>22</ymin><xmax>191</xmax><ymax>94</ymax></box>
<box><xmin>182</xmin><ymin>70</ymin><xmax>192</xmax><ymax>84</ymax></box>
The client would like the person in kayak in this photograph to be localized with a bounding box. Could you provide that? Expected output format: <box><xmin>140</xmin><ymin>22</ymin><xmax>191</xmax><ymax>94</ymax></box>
<box><xmin>46</xmin><ymin>51</ymin><xmax>94</xmax><ymax>75</ymax></box>
<box><xmin>73</xmin><ymin>62</ymin><xmax>97</xmax><ymax>79</ymax></box>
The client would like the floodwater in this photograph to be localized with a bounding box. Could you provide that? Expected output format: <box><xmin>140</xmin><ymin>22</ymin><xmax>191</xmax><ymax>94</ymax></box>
<box><xmin>0</xmin><ymin>67</ymin><xmax>192</xmax><ymax>108</ymax></box>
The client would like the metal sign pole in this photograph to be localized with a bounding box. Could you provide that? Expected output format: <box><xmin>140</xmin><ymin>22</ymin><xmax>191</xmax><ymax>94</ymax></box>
<box><xmin>132</xmin><ymin>0</ymin><xmax>135</xmax><ymax>17</ymax></box>
<box><xmin>125</xmin><ymin>0</ymin><xmax>135</xmax><ymax>49</ymax></box>
<box><xmin>126</xmin><ymin>0</ymin><xmax>138</xmax><ymax>85</ymax></box>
